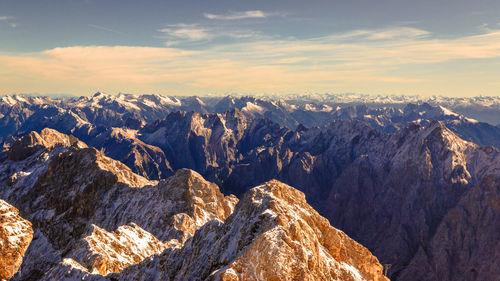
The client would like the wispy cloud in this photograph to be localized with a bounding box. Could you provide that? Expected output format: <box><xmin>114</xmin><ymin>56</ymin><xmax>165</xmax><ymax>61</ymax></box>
<box><xmin>330</xmin><ymin>27</ymin><xmax>430</xmax><ymax>41</ymax></box>
<box><xmin>204</xmin><ymin>10</ymin><xmax>266</xmax><ymax>20</ymax></box>
<box><xmin>157</xmin><ymin>24</ymin><xmax>262</xmax><ymax>46</ymax></box>
<box><xmin>158</xmin><ymin>10</ymin><xmax>277</xmax><ymax>45</ymax></box>
<box><xmin>158</xmin><ymin>24</ymin><xmax>212</xmax><ymax>44</ymax></box>
<box><xmin>88</xmin><ymin>24</ymin><xmax>125</xmax><ymax>35</ymax></box>
<box><xmin>0</xmin><ymin>16</ymin><xmax>17</xmax><ymax>28</ymax></box>
<box><xmin>2</xmin><ymin>27</ymin><xmax>500</xmax><ymax>96</ymax></box>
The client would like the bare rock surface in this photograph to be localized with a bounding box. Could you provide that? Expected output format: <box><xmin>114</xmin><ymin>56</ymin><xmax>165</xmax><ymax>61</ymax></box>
<box><xmin>140</xmin><ymin>116</ymin><xmax>500</xmax><ymax>280</ymax></box>
<box><xmin>2</xmin><ymin>94</ymin><xmax>500</xmax><ymax>280</ymax></box>
<box><xmin>0</xmin><ymin>129</ymin><xmax>387</xmax><ymax>281</ymax></box>
<box><xmin>0</xmin><ymin>200</ymin><xmax>33</xmax><ymax>280</ymax></box>
<box><xmin>0</xmin><ymin>131</ymin><xmax>237</xmax><ymax>279</ymax></box>
<box><xmin>105</xmin><ymin>180</ymin><xmax>388</xmax><ymax>281</ymax></box>
<box><xmin>397</xmin><ymin>174</ymin><xmax>500</xmax><ymax>281</ymax></box>
<box><xmin>7</xmin><ymin>128</ymin><xmax>86</xmax><ymax>161</ymax></box>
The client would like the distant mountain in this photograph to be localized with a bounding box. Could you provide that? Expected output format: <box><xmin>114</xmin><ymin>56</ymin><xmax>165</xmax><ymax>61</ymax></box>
<box><xmin>282</xmin><ymin>92</ymin><xmax>500</xmax><ymax>124</ymax></box>
<box><xmin>4</xmin><ymin>93</ymin><xmax>500</xmax><ymax>148</ymax></box>
<box><xmin>85</xmin><ymin>127</ymin><xmax>173</xmax><ymax>179</ymax></box>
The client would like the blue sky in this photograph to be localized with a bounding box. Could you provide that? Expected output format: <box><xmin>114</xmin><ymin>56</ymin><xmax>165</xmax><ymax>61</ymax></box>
<box><xmin>1</xmin><ymin>0</ymin><xmax>500</xmax><ymax>96</ymax></box>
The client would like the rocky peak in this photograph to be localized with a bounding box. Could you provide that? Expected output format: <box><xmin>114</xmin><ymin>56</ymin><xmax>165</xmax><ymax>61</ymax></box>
<box><xmin>33</xmin><ymin>146</ymin><xmax>153</xmax><ymax>195</ymax></box>
<box><xmin>92</xmin><ymin>92</ymin><xmax>106</xmax><ymax>98</ymax></box>
<box><xmin>213</xmin><ymin>95</ymin><xmax>237</xmax><ymax>112</ymax></box>
<box><xmin>36</xmin><ymin>167</ymin><xmax>236</xmax><ymax>276</ymax></box>
<box><xmin>113</xmin><ymin>180</ymin><xmax>388</xmax><ymax>281</ymax></box>
<box><xmin>384</xmin><ymin>121</ymin><xmax>474</xmax><ymax>183</ymax></box>
<box><xmin>0</xmin><ymin>199</ymin><xmax>33</xmax><ymax>280</ymax></box>
<box><xmin>158</xmin><ymin>169</ymin><xmax>238</xmax><ymax>239</ymax></box>
<box><xmin>214</xmin><ymin>180</ymin><xmax>389</xmax><ymax>281</ymax></box>
<box><xmin>7</xmin><ymin>128</ymin><xmax>86</xmax><ymax>161</ymax></box>
<box><xmin>91</xmin><ymin>148</ymin><xmax>154</xmax><ymax>187</ymax></box>
<box><xmin>1</xmin><ymin>128</ymin><xmax>389</xmax><ymax>281</ymax></box>
<box><xmin>85</xmin><ymin>126</ymin><xmax>172</xmax><ymax>180</ymax></box>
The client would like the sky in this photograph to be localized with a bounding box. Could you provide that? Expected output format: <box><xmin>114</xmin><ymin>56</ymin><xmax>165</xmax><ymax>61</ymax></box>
<box><xmin>1</xmin><ymin>0</ymin><xmax>500</xmax><ymax>97</ymax></box>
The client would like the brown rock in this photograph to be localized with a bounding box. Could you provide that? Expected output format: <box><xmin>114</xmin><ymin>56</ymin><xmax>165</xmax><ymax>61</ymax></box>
<box><xmin>0</xmin><ymin>200</ymin><xmax>33</xmax><ymax>280</ymax></box>
<box><xmin>8</xmin><ymin>128</ymin><xmax>86</xmax><ymax>161</ymax></box>
<box><xmin>114</xmin><ymin>180</ymin><xmax>388</xmax><ymax>281</ymax></box>
<box><xmin>213</xmin><ymin>180</ymin><xmax>388</xmax><ymax>281</ymax></box>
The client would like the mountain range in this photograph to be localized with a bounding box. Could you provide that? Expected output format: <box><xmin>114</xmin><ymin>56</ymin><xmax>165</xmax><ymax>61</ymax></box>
<box><xmin>3</xmin><ymin>93</ymin><xmax>500</xmax><ymax>147</ymax></box>
<box><xmin>0</xmin><ymin>128</ymin><xmax>387</xmax><ymax>280</ymax></box>
<box><xmin>1</xmin><ymin>93</ymin><xmax>499</xmax><ymax>280</ymax></box>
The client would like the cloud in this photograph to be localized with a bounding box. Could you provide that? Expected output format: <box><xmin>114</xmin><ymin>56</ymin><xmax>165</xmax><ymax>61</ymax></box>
<box><xmin>331</xmin><ymin>27</ymin><xmax>430</xmax><ymax>41</ymax></box>
<box><xmin>222</xmin><ymin>27</ymin><xmax>500</xmax><ymax>65</ymax></box>
<box><xmin>158</xmin><ymin>24</ymin><xmax>212</xmax><ymax>43</ymax></box>
<box><xmin>0</xmin><ymin>45</ymin><xmax>401</xmax><ymax>95</ymax></box>
<box><xmin>274</xmin><ymin>57</ymin><xmax>308</xmax><ymax>64</ymax></box>
<box><xmin>2</xmin><ymin>27</ymin><xmax>500</xmax><ymax>96</ymax></box>
<box><xmin>204</xmin><ymin>10</ymin><xmax>266</xmax><ymax>20</ymax></box>
<box><xmin>0</xmin><ymin>16</ymin><xmax>17</xmax><ymax>28</ymax></box>
<box><xmin>88</xmin><ymin>24</ymin><xmax>125</xmax><ymax>35</ymax></box>
<box><xmin>157</xmin><ymin>24</ymin><xmax>262</xmax><ymax>46</ymax></box>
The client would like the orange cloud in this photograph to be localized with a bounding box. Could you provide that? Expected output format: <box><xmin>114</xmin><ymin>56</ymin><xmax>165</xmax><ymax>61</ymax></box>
<box><xmin>1</xmin><ymin>28</ymin><xmax>500</xmax><ymax>96</ymax></box>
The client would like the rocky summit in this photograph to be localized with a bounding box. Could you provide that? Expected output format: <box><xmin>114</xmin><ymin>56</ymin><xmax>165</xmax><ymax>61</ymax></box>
<box><xmin>103</xmin><ymin>180</ymin><xmax>388</xmax><ymax>281</ymax></box>
<box><xmin>0</xmin><ymin>130</ymin><xmax>387</xmax><ymax>280</ymax></box>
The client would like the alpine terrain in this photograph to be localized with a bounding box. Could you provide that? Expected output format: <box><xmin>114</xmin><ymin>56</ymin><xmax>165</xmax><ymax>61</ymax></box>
<box><xmin>0</xmin><ymin>128</ymin><xmax>388</xmax><ymax>280</ymax></box>
<box><xmin>0</xmin><ymin>93</ymin><xmax>499</xmax><ymax>280</ymax></box>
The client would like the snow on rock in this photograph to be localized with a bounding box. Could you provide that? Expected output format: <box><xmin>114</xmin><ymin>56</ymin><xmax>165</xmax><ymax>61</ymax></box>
<box><xmin>1</xmin><ymin>127</ymin><xmax>387</xmax><ymax>280</ymax></box>
<box><xmin>0</xmin><ymin>200</ymin><xmax>33</xmax><ymax>280</ymax></box>
<box><xmin>0</xmin><ymin>130</ymin><xmax>239</xmax><ymax>279</ymax></box>
<box><xmin>157</xmin><ymin>95</ymin><xmax>181</xmax><ymax>106</ymax></box>
<box><xmin>37</xmin><ymin>168</ymin><xmax>238</xmax><ymax>278</ymax></box>
<box><xmin>1</xmin><ymin>95</ymin><xmax>18</xmax><ymax>106</ymax></box>
<box><xmin>0</xmin><ymin>128</ymin><xmax>89</xmax><ymax>203</ymax></box>
<box><xmin>386</xmin><ymin>121</ymin><xmax>472</xmax><ymax>184</ymax></box>
<box><xmin>70</xmin><ymin>223</ymin><xmax>176</xmax><ymax>275</ymax></box>
<box><xmin>93</xmin><ymin>148</ymin><xmax>153</xmax><ymax>187</ymax></box>
<box><xmin>438</xmin><ymin>105</ymin><xmax>459</xmax><ymax>117</ymax></box>
<box><xmin>1</xmin><ymin>127</ymin><xmax>389</xmax><ymax>280</ymax></box>
<box><xmin>241</xmin><ymin>101</ymin><xmax>265</xmax><ymax>115</ymax></box>
<box><xmin>7</xmin><ymin>128</ymin><xmax>87</xmax><ymax>161</ymax></box>
<box><xmin>111</xmin><ymin>180</ymin><xmax>388</xmax><ymax>281</ymax></box>
<box><xmin>383</xmin><ymin>120</ymin><xmax>500</xmax><ymax>186</ymax></box>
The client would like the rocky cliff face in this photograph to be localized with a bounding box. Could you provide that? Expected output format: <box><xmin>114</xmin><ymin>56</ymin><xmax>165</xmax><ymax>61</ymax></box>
<box><xmin>139</xmin><ymin>116</ymin><xmax>500</xmax><ymax>280</ymax></box>
<box><xmin>86</xmin><ymin>127</ymin><xmax>173</xmax><ymax>180</ymax></box>
<box><xmin>7</xmin><ymin>128</ymin><xmax>86</xmax><ymax>161</ymax></box>
<box><xmin>293</xmin><ymin>120</ymin><xmax>500</xmax><ymax>280</ymax></box>
<box><xmin>0</xmin><ymin>200</ymin><xmax>33</xmax><ymax>280</ymax></box>
<box><xmin>138</xmin><ymin>109</ymin><xmax>291</xmax><ymax>194</ymax></box>
<box><xmin>43</xmin><ymin>181</ymin><xmax>388</xmax><ymax>281</ymax></box>
<box><xmin>397</xmin><ymin>174</ymin><xmax>500</xmax><ymax>281</ymax></box>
